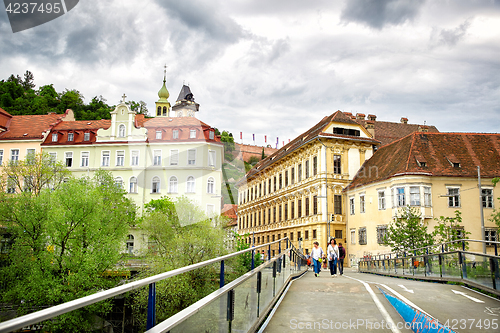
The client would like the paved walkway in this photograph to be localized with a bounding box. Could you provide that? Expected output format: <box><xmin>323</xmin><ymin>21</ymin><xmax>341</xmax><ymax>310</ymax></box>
<box><xmin>264</xmin><ymin>268</ymin><xmax>500</xmax><ymax>332</ymax></box>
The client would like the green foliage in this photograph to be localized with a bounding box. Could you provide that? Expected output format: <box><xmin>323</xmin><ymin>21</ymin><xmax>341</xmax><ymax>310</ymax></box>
<box><xmin>433</xmin><ymin>210</ymin><xmax>470</xmax><ymax>250</ymax></box>
<box><xmin>491</xmin><ymin>178</ymin><xmax>500</xmax><ymax>228</ymax></box>
<box><xmin>132</xmin><ymin>196</ymin><xmax>229</xmax><ymax>328</ymax></box>
<box><xmin>248</xmin><ymin>156</ymin><xmax>260</xmax><ymax>165</ymax></box>
<box><xmin>261</xmin><ymin>147</ymin><xmax>266</xmax><ymax>160</ymax></box>
<box><xmin>221</xmin><ymin>130</ymin><xmax>235</xmax><ymax>152</ymax></box>
<box><xmin>231</xmin><ymin>233</ymin><xmax>263</xmax><ymax>277</ymax></box>
<box><xmin>0</xmin><ymin>170</ymin><xmax>136</xmax><ymax>332</ymax></box>
<box><xmin>126</xmin><ymin>100</ymin><xmax>148</xmax><ymax>115</ymax></box>
<box><xmin>383</xmin><ymin>206</ymin><xmax>434</xmax><ymax>255</ymax></box>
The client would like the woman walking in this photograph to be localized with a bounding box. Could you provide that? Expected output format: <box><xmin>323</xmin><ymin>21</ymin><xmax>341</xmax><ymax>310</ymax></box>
<box><xmin>327</xmin><ymin>238</ymin><xmax>339</xmax><ymax>277</ymax></box>
<box><xmin>311</xmin><ymin>241</ymin><xmax>324</xmax><ymax>277</ymax></box>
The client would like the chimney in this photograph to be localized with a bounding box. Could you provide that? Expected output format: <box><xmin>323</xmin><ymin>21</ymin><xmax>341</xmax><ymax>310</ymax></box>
<box><xmin>367</xmin><ymin>114</ymin><xmax>377</xmax><ymax>121</ymax></box>
<box><xmin>356</xmin><ymin>113</ymin><xmax>366</xmax><ymax>120</ymax></box>
<box><xmin>400</xmin><ymin>117</ymin><xmax>408</xmax><ymax>124</ymax></box>
<box><xmin>366</xmin><ymin>120</ymin><xmax>375</xmax><ymax>137</ymax></box>
<box><xmin>344</xmin><ymin>112</ymin><xmax>353</xmax><ymax>118</ymax></box>
<box><xmin>418</xmin><ymin>125</ymin><xmax>428</xmax><ymax>132</ymax></box>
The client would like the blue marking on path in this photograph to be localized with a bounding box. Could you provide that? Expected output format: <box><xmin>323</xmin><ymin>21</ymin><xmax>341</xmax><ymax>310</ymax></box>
<box><xmin>377</xmin><ymin>287</ymin><xmax>456</xmax><ymax>333</ymax></box>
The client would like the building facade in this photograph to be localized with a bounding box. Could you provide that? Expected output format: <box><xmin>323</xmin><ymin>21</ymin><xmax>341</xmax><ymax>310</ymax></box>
<box><xmin>237</xmin><ymin>111</ymin><xmax>379</xmax><ymax>259</ymax></box>
<box><xmin>346</xmin><ymin>132</ymin><xmax>500</xmax><ymax>265</ymax></box>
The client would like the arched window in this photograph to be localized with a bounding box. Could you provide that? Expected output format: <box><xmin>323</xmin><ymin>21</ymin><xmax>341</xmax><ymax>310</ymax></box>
<box><xmin>152</xmin><ymin>176</ymin><xmax>160</xmax><ymax>193</ymax></box>
<box><xmin>115</xmin><ymin>177</ymin><xmax>123</xmax><ymax>189</ymax></box>
<box><xmin>207</xmin><ymin>177</ymin><xmax>215</xmax><ymax>194</ymax></box>
<box><xmin>118</xmin><ymin>124</ymin><xmax>126</xmax><ymax>137</ymax></box>
<box><xmin>163</xmin><ymin>106</ymin><xmax>167</xmax><ymax>116</ymax></box>
<box><xmin>129</xmin><ymin>177</ymin><xmax>138</xmax><ymax>193</ymax></box>
<box><xmin>157</xmin><ymin>106</ymin><xmax>161</xmax><ymax>116</ymax></box>
<box><xmin>126</xmin><ymin>235</ymin><xmax>134</xmax><ymax>254</ymax></box>
<box><xmin>169</xmin><ymin>176</ymin><xmax>178</xmax><ymax>193</ymax></box>
<box><xmin>186</xmin><ymin>176</ymin><xmax>195</xmax><ymax>193</ymax></box>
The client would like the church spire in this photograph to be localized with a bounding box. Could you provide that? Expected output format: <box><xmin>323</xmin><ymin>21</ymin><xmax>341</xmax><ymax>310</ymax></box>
<box><xmin>155</xmin><ymin>65</ymin><xmax>171</xmax><ymax>117</ymax></box>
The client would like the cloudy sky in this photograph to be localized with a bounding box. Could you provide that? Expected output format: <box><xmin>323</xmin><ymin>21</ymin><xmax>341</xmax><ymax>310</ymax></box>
<box><xmin>1</xmin><ymin>0</ymin><xmax>499</xmax><ymax>146</ymax></box>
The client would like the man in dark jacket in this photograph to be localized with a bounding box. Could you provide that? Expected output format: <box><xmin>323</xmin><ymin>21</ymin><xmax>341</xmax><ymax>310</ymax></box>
<box><xmin>338</xmin><ymin>243</ymin><xmax>345</xmax><ymax>275</ymax></box>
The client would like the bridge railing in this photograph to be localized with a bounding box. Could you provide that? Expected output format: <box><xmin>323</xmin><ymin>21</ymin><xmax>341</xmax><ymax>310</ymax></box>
<box><xmin>359</xmin><ymin>239</ymin><xmax>500</xmax><ymax>295</ymax></box>
<box><xmin>0</xmin><ymin>237</ymin><xmax>307</xmax><ymax>333</ymax></box>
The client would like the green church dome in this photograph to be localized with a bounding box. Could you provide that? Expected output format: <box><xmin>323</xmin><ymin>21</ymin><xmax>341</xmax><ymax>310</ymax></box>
<box><xmin>158</xmin><ymin>78</ymin><xmax>170</xmax><ymax>101</ymax></box>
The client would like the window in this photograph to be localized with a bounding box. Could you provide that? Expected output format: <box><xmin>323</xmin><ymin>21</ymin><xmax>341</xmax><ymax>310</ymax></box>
<box><xmin>298</xmin><ymin>164</ymin><xmax>302</xmax><ymax>182</ymax></box>
<box><xmin>313</xmin><ymin>229</ymin><xmax>317</xmax><ymax>239</ymax></box>
<box><xmin>279</xmin><ymin>205</ymin><xmax>282</xmax><ymax>221</ymax></box>
<box><xmin>0</xmin><ymin>150</ymin><xmax>3</xmax><ymax>166</ymax></box>
<box><xmin>65</xmin><ymin>152</ymin><xmax>73</xmax><ymax>167</ymax></box>
<box><xmin>291</xmin><ymin>167</ymin><xmax>295</xmax><ymax>184</ymax></box>
<box><xmin>10</xmin><ymin>149</ymin><xmax>19</xmax><ymax>162</ymax></box>
<box><xmin>397</xmin><ymin>187</ymin><xmax>405</xmax><ymax>207</ymax></box>
<box><xmin>48</xmin><ymin>152</ymin><xmax>56</xmax><ymax>165</ymax></box>
<box><xmin>334</xmin><ymin>195</ymin><xmax>342</xmax><ymax>215</ymax></box>
<box><xmin>482</xmin><ymin>189</ymin><xmax>493</xmax><ymax>208</ymax></box>
<box><xmin>170</xmin><ymin>149</ymin><xmax>179</xmax><ymax>165</ymax></box>
<box><xmin>207</xmin><ymin>177</ymin><xmax>215</xmax><ymax>194</ymax></box>
<box><xmin>155</xmin><ymin>130</ymin><xmax>162</xmax><ymax>139</ymax></box>
<box><xmin>305</xmin><ymin>160</ymin><xmax>310</xmax><ymax>178</ymax></box>
<box><xmin>52</xmin><ymin>133</ymin><xmax>58</xmax><ymax>142</ymax></box>
<box><xmin>313</xmin><ymin>196</ymin><xmax>318</xmax><ymax>215</ymax></box>
<box><xmin>208</xmin><ymin>150</ymin><xmax>215</xmax><ymax>167</ymax></box>
<box><xmin>157</xmin><ymin>106</ymin><xmax>161</xmax><ymax>116</ymax></box>
<box><xmin>448</xmin><ymin>188</ymin><xmax>460</xmax><ymax>207</ymax></box>
<box><xmin>152</xmin><ymin>176</ymin><xmax>160</xmax><ymax>193</ymax></box>
<box><xmin>115</xmin><ymin>177</ymin><xmax>123</xmax><ymax>189</ymax></box>
<box><xmin>298</xmin><ymin>231</ymin><xmax>301</xmax><ymax>240</ymax></box>
<box><xmin>284</xmin><ymin>203</ymin><xmax>288</xmax><ymax>220</ymax></box>
<box><xmin>333</xmin><ymin>155</ymin><xmax>341</xmax><ymax>174</ymax></box>
<box><xmin>313</xmin><ymin>156</ymin><xmax>318</xmax><ymax>175</ymax></box>
<box><xmin>485</xmin><ymin>228</ymin><xmax>498</xmax><ymax>246</ymax></box>
<box><xmin>298</xmin><ymin>199</ymin><xmax>302</xmax><ymax>217</ymax></box>
<box><xmin>186</xmin><ymin>176</ymin><xmax>195</xmax><ymax>193</ymax></box>
<box><xmin>305</xmin><ymin>230</ymin><xmax>309</xmax><ymax>240</ymax></box>
<box><xmin>169</xmin><ymin>176</ymin><xmax>178</xmax><ymax>193</ymax></box>
<box><xmin>358</xmin><ymin>227</ymin><xmax>367</xmax><ymax>245</ymax></box>
<box><xmin>116</xmin><ymin>151</ymin><xmax>125</xmax><ymax>166</ymax></box>
<box><xmin>6</xmin><ymin>176</ymin><xmax>16</xmax><ymax>193</ymax></box>
<box><xmin>273</xmin><ymin>176</ymin><xmax>276</xmax><ymax>192</ymax></box>
<box><xmin>173</xmin><ymin>130</ymin><xmax>179</xmax><ymax>139</ymax></box>
<box><xmin>424</xmin><ymin>187</ymin><xmax>432</xmax><ymax>206</ymax></box>
<box><xmin>349</xmin><ymin>197</ymin><xmax>355</xmax><ymax>215</ymax></box>
<box><xmin>131</xmin><ymin>150</ymin><xmax>139</xmax><ymax>166</ymax></box>
<box><xmin>101</xmin><ymin>151</ymin><xmax>110</xmax><ymax>167</ymax></box>
<box><xmin>350</xmin><ymin>229</ymin><xmax>356</xmax><ymax>245</ymax></box>
<box><xmin>279</xmin><ymin>173</ymin><xmax>282</xmax><ymax>189</ymax></box>
<box><xmin>284</xmin><ymin>171</ymin><xmax>288</xmax><ymax>187</ymax></box>
<box><xmin>290</xmin><ymin>232</ymin><xmax>294</xmax><ymax>241</ymax></box>
<box><xmin>119</xmin><ymin>124</ymin><xmax>126</xmax><ymax>137</ymax></box>
<box><xmin>163</xmin><ymin>106</ymin><xmax>167</xmax><ymax>116</ymax></box>
<box><xmin>360</xmin><ymin>195</ymin><xmax>366</xmax><ymax>213</ymax></box>
<box><xmin>410</xmin><ymin>187</ymin><xmax>420</xmax><ymax>206</ymax></box>
<box><xmin>378</xmin><ymin>191</ymin><xmax>386</xmax><ymax>210</ymax></box>
<box><xmin>273</xmin><ymin>206</ymin><xmax>276</xmax><ymax>223</ymax></box>
<box><xmin>268</xmin><ymin>179</ymin><xmax>271</xmax><ymax>194</ymax></box>
<box><xmin>126</xmin><ymin>235</ymin><xmax>134</xmax><ymax>254</ymax></box>
<box><xmin>190</xmin><ymin>129</ymin><xmax>196</xmax><ymax>138</ymax></box>
<box><xmin>291</xmin><ymin>201</ymin><xmax>295</xmax><ymax>219</ymax></box>
<box><xmin>84</xmin><ymin>132</ymin><xmax>90</xmax><ymax>141</ymax></box>
<box><xmin>209</xmin><ymin>131</ymin><xmax>215</xmax><ymax>140</ymax></box>
<box><xmin>68</xmin><ymin>132</ymin><xmax>74</xmax><ymax>141</ymax></box>
<box><xmin>377</xmin><ymin>225</ymin><xmax>387</xmax><ymax>244</ymax></box>
<box><xmin>153</xmin><ymin>150</ymin><xmax>162</xmax><ymax>166</ymax></box>
<box><xmin>129</xmin><ymin>177</ymin><xmax>138</xmax><ymax>193</ymax></box>
<box><xmin>305</xmin><ymin>197</ymin><xmax>310</xmax><ymax>216</ymax></box>
<box><xmin>187</xmin><ymin>149</ymin><xmax>195</xmax><ymax>166</ymax></box>
<box><xmin>268</xmin><ymin>208</ymin><xmax>271</xmax><ymax>224</ymax></box>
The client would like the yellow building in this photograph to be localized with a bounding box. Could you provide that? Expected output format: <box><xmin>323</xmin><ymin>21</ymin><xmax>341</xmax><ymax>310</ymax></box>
<box><xmin>237</xmin><ymin>111</ymin><xmax>379</xmax><ymax>258</ymax></box>
<box><xmin>345</xmin><ymin>132</ymin><xmax>500</xmax><ymax>266</ymax></box>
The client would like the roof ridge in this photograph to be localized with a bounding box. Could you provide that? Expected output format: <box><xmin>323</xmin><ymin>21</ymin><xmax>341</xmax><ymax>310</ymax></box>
<box><xmin>405</xmin><ymin>132</ymin><xmax>417</xmax><ymax>171</ymax></box>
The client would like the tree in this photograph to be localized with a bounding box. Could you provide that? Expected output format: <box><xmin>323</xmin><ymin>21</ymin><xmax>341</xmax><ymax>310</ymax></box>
<box><xmin>383</xmin><ymin>206</ymin><xmax>434</xmax><ymax>255</ymax></box>
<box><xmin>21</xmin><ymin>70</ymin><xmax>35</xmax><ymax>91</ymax></box>
<box><xmin>132</xmin><ymin>196</ymin><xmax>228</xmax><ymax>328</ymax></box>
<box><xmin>261</xmin><ymin>147</ymin><xmax>266</xmax><ymax>160</ymax></box>
<box><xmin>0</xmin><ymin>170</ymin><xmax>136</xmax><ymax>332</ymax></box>
<box><xmin>126</xmin><ymin>100</ymin><xmax>148</xmax><ymax>115</ymax></box>
<box><xmin>220</xmin><ymin>130</ymin><xmax>235</xmax><ymax>153</ymax></box>
<box><xmin>1</xmin><ymin>152</ymin><xmax>70</xmax><ymax>196</ymax></box>
<box><xmin>433</xmin><ymin>210</ymin><xmax>470</xmax><ymax>250</ymax></box>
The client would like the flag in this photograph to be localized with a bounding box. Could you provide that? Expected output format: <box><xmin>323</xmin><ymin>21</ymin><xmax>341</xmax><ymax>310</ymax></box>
<box><xmin>265</xmin><ymin>135</ymin><xmax>267</xmax><ymax>143</ymax></box>
<box><xmin>276</xmin><ymin>137</ymin><xmax>279</xmax><ymax>148</ymax></box>
<box><xmin>253</xmin><ymin>134</ymin><xmax>255</xmax><ymax>141</ymax></box>
<box><xmin>282</xmin><ymin>141</ymin><xmax>284</xmax><ymax>147</ymax></box>
<box><xmin>289</xmin><ymin>139</ymin><xmax>290</xmax><ymax>143</ymax></box>
<box><xmin>240</xmin><ymin>132</ymin><xmax>242</xmax><ymax>140</ymax></box>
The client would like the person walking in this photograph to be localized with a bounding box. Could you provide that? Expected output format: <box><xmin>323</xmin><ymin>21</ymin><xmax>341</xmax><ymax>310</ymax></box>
<box><xmin>327</xmin><ymin>238</ymin><xmax>339</xmax><ymax>277</ymax></box>
<box><xmin>311</xmin><ymin>241</ymin><xmax>324</xmax><ymax>277</ymax></box>
<box><xmin>338</xmin><ymin>243</ymin><xmax>345</xmax><ymax>275</ymax></box>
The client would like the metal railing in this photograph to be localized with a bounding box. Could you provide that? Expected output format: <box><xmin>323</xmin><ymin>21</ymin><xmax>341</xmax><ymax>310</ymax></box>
<box><xmin>359</xmin><ymin>239</ymin><xmax>500</xmax><ymax>295</ymax></box>
<box><xmin>0</xmin><ymin>237</ymin><xmax>306</xmax><ymax>333</ymax></box>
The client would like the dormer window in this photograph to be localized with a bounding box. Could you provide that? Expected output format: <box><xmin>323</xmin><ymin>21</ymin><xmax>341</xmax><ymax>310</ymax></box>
<box><xmin>415</xmin><ymin>155</ymin><xmax>427</xmax><ymax>167</ymax></box>
<box><xmin>446</xmin><ymin>155</ymin><xmax>461</xmax><ymax>168</ymax></box>
<box><xmin>173</xmin><ymin>130</ymin><xmax>179</xmax><ymax>139</ymax></box>
<box><xmin>118</xmin><ymin>124</ymin><xmax>126</xmax><ymax>138</ymax></box>
<box><xmin>52</xmin><ymin>133</ymin><xmax>58</xmax><ymax>142</ymax></box>
<box><xmin>209</xmin><ymin>131</ymin><xmax>214</xmax><ymax>140</ymax></box>
<box><xmin>190</xmin><ymin>129</ymin><xmax>196</xmax><ymax>138</ymax></box>
<box><xmin>84</xmin><ymin>132</ymin><xmax>90</xmax><ymax>141</ymax></box>
<box><xmin>68</xmin><ymin>133</ymin><xmax>74</xmax><ymax>142</ymax></box>
<box><xmin>156</xmin><ymin>130</ymin><xmax>162</xmax><ymax>139</ymax></box>
<box><xmin>333</xmin><ymin>127</ymin><xmax>360</xmax><ymax>137</ymax></box>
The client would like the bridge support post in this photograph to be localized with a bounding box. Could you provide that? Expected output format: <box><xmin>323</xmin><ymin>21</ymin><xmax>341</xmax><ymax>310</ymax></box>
<box><xmin>146</xmin><ymin>283</ymin><xmax>156</xmax><ymax>330</ymax></box>
<box><xmin>273</xmin><ymin>261</ymin><xmax>277</xmax><ymax>297</ymax></box>
<box><xmin>256</xmin><ymin>271</ymin><xmax>262</xmax><ymax>317</ymax></box>
<box><xmin>220</xmin><ymin>260</ymin><xmax>225</xmax><ymax>288</ymax></box>
<box><xmin>279</xmin><ymin>240</ymin><xmax>281</xmax><ymax>255</ymax></box>
<box><xmin>251</xmin><ymin>250</ymin><xmax>255</xmax><ymax>271</ymax></box>
<box><xmin>268</xmin><ymin>245</ymin><xmax>271</xmax><ymax>261</ymax></box>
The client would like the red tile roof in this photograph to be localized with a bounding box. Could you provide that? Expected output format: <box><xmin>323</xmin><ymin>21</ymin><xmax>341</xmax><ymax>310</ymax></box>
<box><xmin>143</xmin><ymin>117</ymin><xmax>220</xmax><ymax>143</ymax></box>
<box><xmin>237</xmin><ymin>111</ymin><xmax>379</xmax><ymax>185</ymax></box>
<box><xmin>0</xmin><ymin>113</ymin><xmax>64</xmax><ymax>140</ymax></box>
<box><xmin>222</xmin><ymin>204</ymin><xmax>238</xmax><ymax>226</ymax></box>
<box><xmin>42</xmin><ymin>120</ymin><xmax>110</xmax><ymax>145</ymax></box>
<box><xmin>0</xmin><ymin>107</ymin><xmax>12</xmax><ymax>131</ymax></box>
<box><xmin>346</xmin><ymin>132</ymin><xmax>500</xmax><ymax>190</ymax></box>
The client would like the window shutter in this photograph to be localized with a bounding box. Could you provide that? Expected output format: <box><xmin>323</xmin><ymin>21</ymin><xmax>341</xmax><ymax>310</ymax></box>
<box><xmin>171</xmin><ymin>150</ymin><xmax>179</xmax><ymax>165</ymax></box>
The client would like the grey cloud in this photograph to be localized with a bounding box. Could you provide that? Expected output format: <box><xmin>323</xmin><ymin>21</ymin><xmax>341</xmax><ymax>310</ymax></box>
<box><xmin>438</xmin><ymin>20</ymin><xmax>471</xmax><ymax>47</ymax></box>
<box><xmin>341</xmin><ymin>0</ymin><xmax>425</xmax><ymax>29</ymax></box>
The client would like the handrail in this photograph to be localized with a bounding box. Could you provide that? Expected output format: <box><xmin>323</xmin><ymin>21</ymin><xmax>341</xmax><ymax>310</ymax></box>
<box><xmin>361</xmin><ymin>239</ymin><xmax>500</xmax><ymax>260</ymax></box>
<box><xmin>0</xmin><ymin>237</ymin><xmax>300</xmax><ymax>333</ymax></box>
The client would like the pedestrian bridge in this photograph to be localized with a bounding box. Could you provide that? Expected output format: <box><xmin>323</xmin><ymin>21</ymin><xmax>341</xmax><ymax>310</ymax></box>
<box><xmin>0</xmin><ymin>239</ymin><xmax>499</xmax><ymax>333</ymax></box>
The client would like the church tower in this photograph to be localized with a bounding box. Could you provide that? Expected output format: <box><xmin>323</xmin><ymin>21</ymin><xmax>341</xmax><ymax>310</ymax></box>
<box><xmin>155</xmin><ymin>67</ymin><xmax>171</xmax><ymax>117</ymax></box>
<box><xmin>172</xmin><ymin>84</ymin><xmax>200</xmax><ymax>118</ymax></box>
